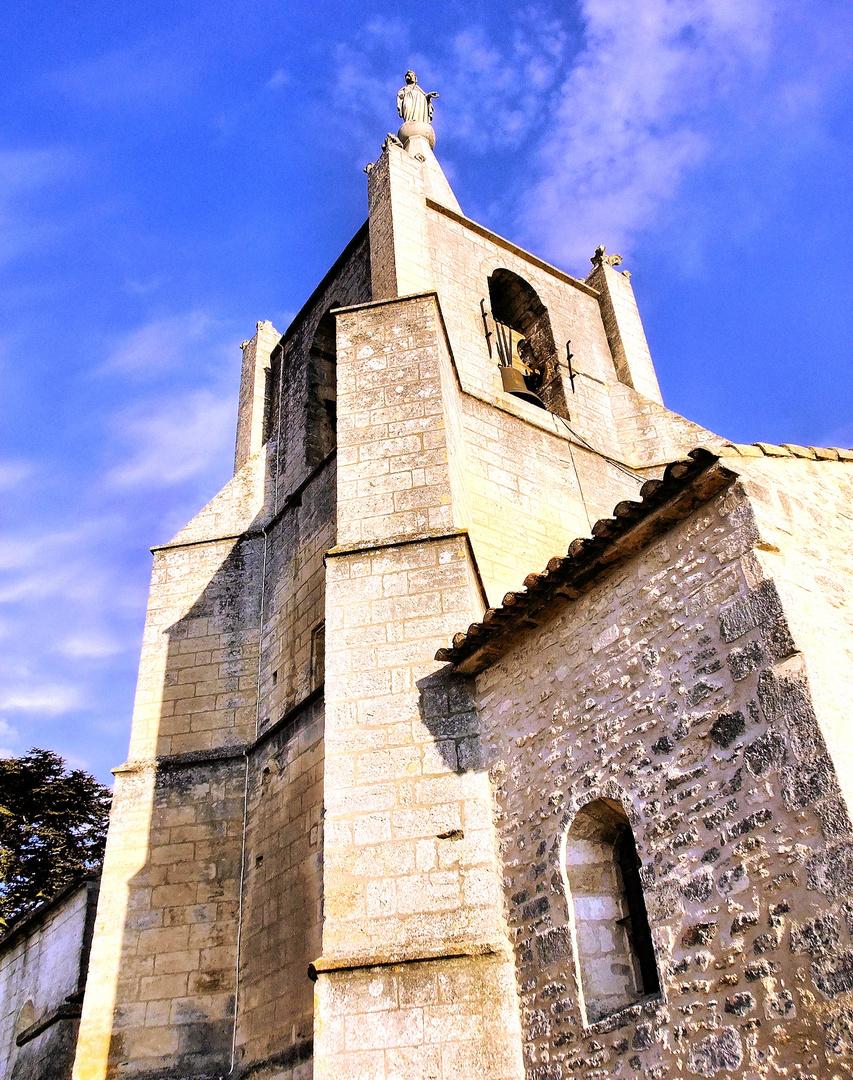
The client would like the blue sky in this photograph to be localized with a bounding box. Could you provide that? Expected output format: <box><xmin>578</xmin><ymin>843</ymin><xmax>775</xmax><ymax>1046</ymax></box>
<box><xmin>1</xmin><ymin>0</ymin><xmax>852</xmax><ymax>782</ymax></box>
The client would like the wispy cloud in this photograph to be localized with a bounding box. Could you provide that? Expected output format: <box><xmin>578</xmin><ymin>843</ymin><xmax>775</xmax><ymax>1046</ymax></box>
<box><xmin>0</xmin><ymin>460</ymin><xmax>34</xmax><ymax>491</ymax></box>
<box><xmin>58</xmin><ymin>632</ymin><xmax>124</xmax><ymax>660</ymax></box>
<box><xmin>0</xmin><ymin>147</ymin><xmax>79</xmax><ymax>266</ymax></box>
<box><xmin>107</xmin><ymin>389</ymin><xmax>235</xmax><ymax>489</ymax></box>
<box><xmin>267</xmin><ymin>68</ymin><xmax>289</xmax><ymax>91</ymax></box>
<box><xmin>331</xmin><ymin>11</ymin><xmax>572</xmax><ymax>154</ymax></box>
<box><xmin>0</xmin><ymin>686</ymin><xmax>83</xmax><ymax>715</ymax></box>
<box><xmin>103</xmin><ymin>310</ymin><xmax>232</xmax><ymax>379</ymax></box>
<box><xmin>332</xmin><ymin>0</ymin><xmax>849</xmax><ymax>269</ymax></box>
<box><xmin>520</xmin><ymin>0</ymin><xmax>781</xmax><ymax>264</ymax></box>
<box><xmin>0</xmin><ymin>718</ymin><xmax>18</xmax><ymax>758</ymax></box>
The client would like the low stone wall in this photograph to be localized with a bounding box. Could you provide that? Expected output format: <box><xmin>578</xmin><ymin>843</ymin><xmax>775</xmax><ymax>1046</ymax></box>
<box><xmin>0</xmin><ymin>877</ymin><xmax>98</xmax><ymax>1080</ymax></box>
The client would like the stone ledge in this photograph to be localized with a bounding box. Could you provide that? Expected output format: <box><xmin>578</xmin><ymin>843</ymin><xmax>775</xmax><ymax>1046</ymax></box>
<box><xmin>16</xmin><ymin>1000</ymin><xmax>83</xmax><ymax>1046</ymax></box>
<box><xmin>309</xmin><ymin>938</ymin><xmax>511</xmax><ymax>980</ymax></box>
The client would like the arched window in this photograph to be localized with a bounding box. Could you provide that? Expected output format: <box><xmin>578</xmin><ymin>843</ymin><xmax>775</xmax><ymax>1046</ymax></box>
<box><xmin>16</xmin><ymin>1000</ymin><xmax>35</xmax><ymax>1039</ymax></box>
<box><xmin>564</xmin><ymin>799</ymin><xmax>659</xmax><ymax>1024</ymax></box>
<box><xmin>485</xmin><ymin>269</ymin><xmax>568</xmax><ymax>417</ymax></box>
<box><xmin>307</xmin><ymin>304</ymin><xmax>338</xmax><ymax>465</ymax></box>
<box><xmin>263</xmin><ymin>342</ymin><xmax>283</xmax><ymax>444</ymax></box>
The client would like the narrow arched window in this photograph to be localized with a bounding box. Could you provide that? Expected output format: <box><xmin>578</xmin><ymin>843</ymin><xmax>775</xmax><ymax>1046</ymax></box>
<box><xmin>307</xmin><ymin>304</ymin><xmax>338</xmax><ymax>464</ymax></box>
<box><xmin>16</xmin><ymin>1000</ymin><xmax>35</xmax><ymax>1040</ymax></box>
<box><xmin>564</xmin><ymin>799</ymin><xmax>659</xmax><ymax>1024</ymax></box>
<box><xmin>485</xmin><ymin>269</ymin><xmax>568</xmax><ymax>417</ymax></box>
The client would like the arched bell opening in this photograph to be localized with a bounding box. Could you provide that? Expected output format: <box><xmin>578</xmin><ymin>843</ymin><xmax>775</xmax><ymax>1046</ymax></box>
<box><xmin>485</xmin><ymin>269</ymin><xmax>569</xmax><ymax>418</ymax></box>
<box><xmin>564</xmin><ymin>798</ymin><xmax>660</xmax><ymax>1025</ymax></box>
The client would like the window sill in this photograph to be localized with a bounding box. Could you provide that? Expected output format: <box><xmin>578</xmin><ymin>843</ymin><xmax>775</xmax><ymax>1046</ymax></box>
<box><xmin>583</xmin><ymin>992</ymin><xmax>665</xmax><ymax>1035</ymax></box>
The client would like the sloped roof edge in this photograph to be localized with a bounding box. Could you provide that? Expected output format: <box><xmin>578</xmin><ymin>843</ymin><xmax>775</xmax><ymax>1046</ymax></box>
<box><xmin>436</xmin><ymin>442</ymin><xmax>853</xmax><ymax>674</ymax></box>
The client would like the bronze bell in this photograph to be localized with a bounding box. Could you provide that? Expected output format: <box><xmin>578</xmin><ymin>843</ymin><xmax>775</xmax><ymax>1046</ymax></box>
<box><xmin>500</xmin><ymin>365</ymin><xmax>546</xmax><ymax>409</ymax></box>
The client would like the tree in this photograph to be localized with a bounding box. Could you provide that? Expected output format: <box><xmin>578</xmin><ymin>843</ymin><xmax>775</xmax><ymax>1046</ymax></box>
<box><xmin>0</xmin><ymin>748</ymin><xmax>112</xmax><ymax>928</ymax></box>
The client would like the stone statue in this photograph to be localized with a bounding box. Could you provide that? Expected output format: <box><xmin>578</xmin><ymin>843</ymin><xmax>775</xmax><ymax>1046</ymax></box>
<box><xmin>591</xmin><ymin>244</ymin><xmax>623</xmax><ymax>268</ymax></box>
<box><xmin>397</xmin><ymin>70</ymin><xmax>438</xmax><ymax>125</ymax></box>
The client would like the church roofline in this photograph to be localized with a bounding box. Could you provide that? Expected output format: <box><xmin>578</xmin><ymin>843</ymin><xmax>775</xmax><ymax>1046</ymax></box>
<box><xmin>425</xmin><ymin>197</ymin><xmax>599</xmax><ymax>299</ymax></box>
<box><xmin>436</xmin><ymin>442</ymin><xmax>853</xmax><ymax>674</ymax></box>
<box><xmin>276</xmin><ymin>219</ymin><xmax>369</xmax><ymax>352</ymax></box>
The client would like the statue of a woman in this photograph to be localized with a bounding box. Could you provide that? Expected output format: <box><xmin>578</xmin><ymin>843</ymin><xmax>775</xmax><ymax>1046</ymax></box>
<box><xmin>397</xmin><ymin>70</ymin><xmax>438</xmax><ymax>124</ymax></box>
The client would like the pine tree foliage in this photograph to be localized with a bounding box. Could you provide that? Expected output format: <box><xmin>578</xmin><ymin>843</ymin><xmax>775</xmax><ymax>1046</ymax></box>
<box><xmin>0</xmin><ymin>748</ymin><xmax>111</xmax><ymax>928</ymax></box>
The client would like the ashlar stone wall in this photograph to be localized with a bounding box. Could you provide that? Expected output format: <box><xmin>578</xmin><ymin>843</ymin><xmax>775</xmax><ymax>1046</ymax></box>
<box><xmin>0</xmin><ymin>879</ymin><xmax>98</xmax><ymax>1080</ymax></box>
<box><xmin>471</xmin><ymin>469</ymin><xmax>853</xmax><ymax>1079</ymax></box>
<box><xmin>74</xmin><ymin>227</ymin><xmax>371</xmax><ymax>1080</ymax></box>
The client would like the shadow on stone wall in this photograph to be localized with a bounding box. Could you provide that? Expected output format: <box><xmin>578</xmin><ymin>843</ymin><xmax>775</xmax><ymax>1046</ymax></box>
<box><xmin>416</xmin><ymin>668</ymin><xmax>482</xmax><ymax>774</ymax></box>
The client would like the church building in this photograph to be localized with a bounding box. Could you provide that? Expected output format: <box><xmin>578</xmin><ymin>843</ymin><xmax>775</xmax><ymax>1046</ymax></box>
<box><xmin>4</xmin><ymin>70</ymin><xmax>853</xmax><ymax>1080</ymax></box>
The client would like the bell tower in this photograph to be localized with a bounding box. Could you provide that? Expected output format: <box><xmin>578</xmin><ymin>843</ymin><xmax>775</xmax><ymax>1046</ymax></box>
<box><xmin>73</xmin><ymin>71</ymin><xmax>726</xmax><ymax>1080</ymax></box>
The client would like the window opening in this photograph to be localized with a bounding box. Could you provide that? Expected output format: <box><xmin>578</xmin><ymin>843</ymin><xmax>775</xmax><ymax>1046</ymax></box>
<box><xmin>307</xmin><ymin>305</ymin><xmax>338</xmax><ymax>465</ymax></box>
<box><xmin>564</xmin><ymin>798</ymin><xmax>659</xmax><ymax>1025</ymax></box>
<box><xmin>310</xmin><ymin>622</ymin><xmax>325</xmax><ymax>691</ymax></box>
<box><xmin>263</xmin><ymin>343</ymin><xmax>284</xmax><ymax>443</ymax></box>
<box><xmin>482</xmin><ymin>269</ymin><xmax>569</xmax><ymax>418</ymax></box>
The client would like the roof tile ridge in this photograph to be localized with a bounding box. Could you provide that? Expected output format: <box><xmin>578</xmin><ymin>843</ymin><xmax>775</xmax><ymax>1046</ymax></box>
<box><xmin>436</xmin><ymin>447</ymin><xmax>727</xmax><ymax>669</ymax></box>
<box><xmin>720</xmin><ymin>441</ymin><xmax>853</xmax><ymax>462</ymax></box>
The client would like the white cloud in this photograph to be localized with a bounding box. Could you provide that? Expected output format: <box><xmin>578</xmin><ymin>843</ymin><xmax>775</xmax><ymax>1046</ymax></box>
<box><xmin>331</xmin><ymin>1</ymin><xmax>849</xmax><ymax>271</ymax></box>
<box><xmin>50</xmin><ymin>42</ymin><xmax>192</xmax><ymax>109</ymax></box>
<box><xmin>0</xmin><ymin>717</ymin><xmax>18</xmax><ymax>756</ymax></box>
<box><xmin>0</xmin><ymin>460</ymin><xmax>34</xmax><ymax>491</ymax></box>
<box><xmin>103</xmin><ymin>311</ymin><xmax>232</xmax><ymax>378</ymax></box>
<box><xmin>0</xmin><ymin>147</ymin><xmax>78</xmax><ymax>266</ymax></box>
<box><xmin>0</xmin><ymin>522</ymin><xmax>115</xmax><ymax>604</ymax></box>
<box><xmin>330</xmin><ymin>11</ymin><xmax>570</xmax><ymax>154</ymax></box>
<box><xmin>59</xmin><ymin>633</ymin><xmax>124</xmax><ymax>660</ymax></box>
<box><xmin>517</xmin><ymin>0</ymin><xmax>853</xmax><ymax>267</ymax></box>
<box><xmin>107</xmin><ymin>389</ymin><xmax>235</xmax><ymax>489</ymax></box>
<box><xmin>0</xmin><ymin>686</ymin><xmax>83</xmax><ymax>715</ymax></box>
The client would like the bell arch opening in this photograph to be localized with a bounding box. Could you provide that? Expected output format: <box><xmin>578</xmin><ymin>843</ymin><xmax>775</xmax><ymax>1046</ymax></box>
<box><xmin>564</xmin><ymin>798</ymin><xmax>660</xmax><ymax>1025</ymax></box>
<box><xmin>486</xmin><ymin>269</ymin><xmax>568</xmax><ymax>417</ymax></box>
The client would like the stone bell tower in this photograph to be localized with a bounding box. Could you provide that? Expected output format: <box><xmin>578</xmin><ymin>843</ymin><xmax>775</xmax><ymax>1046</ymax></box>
<box><xmin>73</xmin><ymin>72</ymin><xmax>724</xmax><ymax>1080</ymax></box>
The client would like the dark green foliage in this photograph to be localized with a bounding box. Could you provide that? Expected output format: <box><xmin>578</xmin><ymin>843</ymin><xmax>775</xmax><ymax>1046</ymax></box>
<box><xmin>0</xmin><ymin>748</ymin><xmax>111</xmax><ymax>928</ymax></box>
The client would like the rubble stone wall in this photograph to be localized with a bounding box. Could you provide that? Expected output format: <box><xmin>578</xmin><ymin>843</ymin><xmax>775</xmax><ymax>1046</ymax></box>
<box><xmin>474</xmin><ymin>476</ymin><xmax>853</xmax><ymax>1079</ymax></box>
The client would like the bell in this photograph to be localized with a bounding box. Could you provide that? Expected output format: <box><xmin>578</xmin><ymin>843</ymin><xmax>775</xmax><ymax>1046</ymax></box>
<box><xmin>500</xmin><ymin>365</ymin><xmax>546</xmax><ymax>408</ymax></box>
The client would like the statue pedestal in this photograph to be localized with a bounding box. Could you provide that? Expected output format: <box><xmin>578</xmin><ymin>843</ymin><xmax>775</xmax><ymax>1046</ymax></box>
<box><xmin>398</xmin><ymin>120</ymin><xmax>436</xmax><ymax>155</ymax></box>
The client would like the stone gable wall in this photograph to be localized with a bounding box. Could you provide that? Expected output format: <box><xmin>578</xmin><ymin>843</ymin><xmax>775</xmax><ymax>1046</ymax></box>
<box><xmin>474</xmin><ymin>478</ymin><xmax>853</xmax><ymax>1079</ymax></box>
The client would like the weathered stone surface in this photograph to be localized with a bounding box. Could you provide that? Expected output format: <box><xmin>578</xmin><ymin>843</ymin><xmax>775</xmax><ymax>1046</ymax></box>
<box><xmin>0</xmin><ymin>880</ymin><xmax>98</xmax><ymax>1080</ymax></box>
<box><xmin>688</xmin><ymin>1027</ymin><xmax>743</xmax><ymax>1075</ymax></box>
<box><xmin>55</xmin><ymin>106</ymin><xmax>853</xmax><ymax>1080</ymax></box>
<box><xmin>709</xmin><ymin>710</ymin><xmax>746</xmax><ymax>748</ymax></box>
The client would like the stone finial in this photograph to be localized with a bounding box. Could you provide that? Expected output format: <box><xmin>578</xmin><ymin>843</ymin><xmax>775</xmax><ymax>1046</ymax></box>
<box><xmin>396</xmin><ymin>70</ymin><xmax>439</xmax><ymax>152</ymax></box>
<box><xmin>591</xmin><ymin>245</ymin><xmax>623</xmax><ymax>268</ymax></box>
